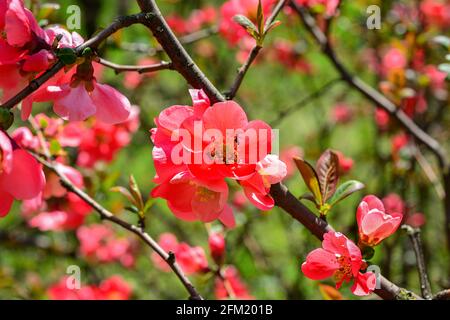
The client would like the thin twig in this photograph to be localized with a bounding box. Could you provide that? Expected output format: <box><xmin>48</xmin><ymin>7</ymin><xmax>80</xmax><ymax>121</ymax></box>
<box><xmin>33</xmin><ymin>154</ymin><xmax>203</xmax><ymax>300</ymax></box>
<box><xmin>0</xmin><ymin>13</ymin><xmax>147</xmax><ymax>111</ymax></box>
<box><xmin>413</xmin><ymin>145</ymin><xmax>445</xmax><ymax>199</ymax></box>
<box><xmin>97</xmin><ymin>58</ymin><xmax>173</xmax><ymax>74</ymax></box>
<box><xmin>226</xmin><ymin>0</ymin><xmax>288</xmax><ymax>99</ymax></box>
<box><xmin>290</xmin><ymin>1</ymin><xmax>450</xmax><ymax>252</ymax></box>
<box><xmin>402</xmin><ymin>225</ymin><xmax>433</xmax><ymax>299</ymax></box>
<box><xmin>270</xmin><ymin>78</ymin><xmax>341</xmax><ymax>126</ymax></box>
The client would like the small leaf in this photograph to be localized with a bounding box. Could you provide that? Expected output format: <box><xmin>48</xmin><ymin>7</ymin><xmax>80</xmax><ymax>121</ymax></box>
<box><xmin>264</xmin><ymin>20</ymin><xmax>282</xmax><ymax>35</ymax></box>
<box><xmin>316</xmin><ymin>150</ymin><xmax>339</xmax><ymax>202</ymax></box>
<box><xmin>38</xmin><ymin>3</ymin><xmax>60</xmax><ymax>19</ymax></box>
<box><xmin>233</xmin><ymin>15</ymin><xmax>259</xmax><ymax>39</ymax></box>
<box><xmin>257</xmin><ymin>0</ymin><xmax>264</xmax><ymax>35</ymax></box>
<box><xmin>111</xmin><ymin>186</ymin><xmax>136</xmax><ymax>205</ymax></box>
<box><xmin>327</xmin><ymin>180</ymin><xmax>365</xmax><ymax>207</ymax></box>
<box><xmin>129</xmin><ymin>175</ymin><xmax>144</xmax><ymax>211</ymax></box>
<box><xmin>318</xmin><ymin>284</ymin><xmax>343</xmax><ymax>300</ymax></box>
<box><xmin>143</xmin><ymin>198</ymin><xmax>156</xmax><ymax>213</ymax></box>
<box><xmin>293</xmin><ymin>157</ymin><xmax>323</xmax><ymax>205</ymax></box>
<box><xmin>57</xmin><ymin>47</ymin><xmax>77</xmax><ymax>65</ymax></box>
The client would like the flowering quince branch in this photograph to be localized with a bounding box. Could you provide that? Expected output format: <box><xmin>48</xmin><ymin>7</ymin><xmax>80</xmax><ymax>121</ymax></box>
<box><xmin>118</xmin><ymin>26</ymin><xmax>219</xmax><ymax>56</ymax></box>
<box><xmin>289</xmin><ymin>1</ymin><xmax>450</xmax><ymax>252</ymax></box>
<box><xmin>0</xmin><ymin>13</ymin><xmax>147</xmax><ymax>112</ymax></box>
<box><xmin>226</xmin><ymin>0</ymin><xmax>287</xmax><ymax>100</ymax></box>
<box><xmin>401</xmin><ymin>225</ymin><xmax>433</xmax><ymax>300</ymax></box>
<box><xmin>136</xmin><ymin>0</ymin><xmax>225</xmax><ymax>103</ymax></box>
<box><xmin>31</xmin><ymin>154</ymin><xmax>203</xmax><ymax>300</ymax></box>
<box><xmin>96</xmin><ymin>58</ymin><xmax>174</xmax><ymax>75</ymax></box>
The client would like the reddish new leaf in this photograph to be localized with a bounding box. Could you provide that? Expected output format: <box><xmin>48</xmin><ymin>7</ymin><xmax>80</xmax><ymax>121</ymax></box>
<box><xmin>293</xmin><ymin>156</ymin><xmax>323</xmax><ymax>205</ymax></box>
<box><xmin>316</xmin><ymin>149</ymin><xmax>339</xmax><ymax>202</ymax></box>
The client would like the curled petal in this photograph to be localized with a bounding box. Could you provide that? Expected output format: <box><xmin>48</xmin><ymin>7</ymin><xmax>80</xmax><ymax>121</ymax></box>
<box><xmin>91</xmin><ymin>83</ymin><xmax>131</xmax><ymax>124</ymax></box>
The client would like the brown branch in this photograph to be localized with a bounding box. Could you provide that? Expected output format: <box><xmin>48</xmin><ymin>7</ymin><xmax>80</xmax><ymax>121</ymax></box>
<box><xmin>270</xmin><ymin>183</ymin><xmax>422</xmax><ymax>300</ymax></box>
<box><xmin>402</xmin><ymin>225</ymin><xmax>433</xmax><ymax>299</ymax></box>
<box><xmin>290</xmin><ymin>1</ymin><xmax>450</xmax><ymax>253</ymax></box>
<box><xmin>97</xmin><ymin>58</ymin><xmax>173</xmax><ymax>74</ymax></box>
<box><xmin>136</xmin><ymin>0</ymin><xmax>224</xmax><ymax>103</ymax></box>
<box><xmin>434</xmin><ymin>289</ymin><xmax>450</xmax><ymax>300</ymax></box>
<box><xmin>33</xmin><ymin>154</ymin><xmax>203</xmax><ymax>300</ymax></box>
<box><xmin>0</xmin><ymin>13</ymin><xmax>147</xmax><ymax>111</ymax></box>
<box><xmin>226</xmin><ymin>0</ymin><xmax>288</xmax><ymax>99</ymax></box>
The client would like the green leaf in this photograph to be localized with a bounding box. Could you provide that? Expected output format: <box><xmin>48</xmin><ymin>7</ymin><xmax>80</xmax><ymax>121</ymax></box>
<box><xmin>257</xmin><ymin>0</ymin><xmax>264</xmax><ymax>35</ymax></box>
<box><xmin>327</xmin><ymin>180</ymin><xmax>365</xmax><ymax>207</ymax></box>
<box><xmin>233</xmin><ymin>15</ymin><xmax>259</xmax><ymax>40</ymax></box>
<box><xmin>49</xmin><ymin>139</ymin><xmax>62</xmax><ymax>155</ymax></box>
<box><xmin>57</xmin><ymin>48</ymin><xmax>77</xmax><ymax>65</ymax></box>
<box><xmin>264</xmin><ymin>20</ymin><xmax>282</xmax><ymax>35</ymax></box>
<box><xmin>298</xmin><ymin>192</ymin><xmax>317</xmax><ymax>204</ymax></box>
<box><xmin>316</xmin><ymin>149</ymin><xmax>339</xmax><ymax>202</ymax></box>
<box><xmin>129</xmin><ymin>175</ymin><xmax>144</xmax><ymax>211</ymax></box>
<box><xmin>110</xmin><ymin>186</ymin><xmax>135</xmax><ymax>205</ymax></box>
<box><xmin>293</xmin><ymin>157</ymin><xmax>323</xmax><ymax>205</ymax></box>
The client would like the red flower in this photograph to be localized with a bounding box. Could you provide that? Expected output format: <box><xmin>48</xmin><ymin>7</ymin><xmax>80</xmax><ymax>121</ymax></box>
<box><xmin>209</xmin><ymin>232</ymin><xmax>226</xmax><ymax>264</ymax></box>
<box><xmin>215</xmin><ymin>266</ymin><xmax>253</xmax><ymax>299</ymax></box>
<box><xmin>152</xmin><ymin>233</ymin><xmax>209</xmax><ymax>275</ymax></box>
<box><xmin>48</xmin><ymin>275</ymin><xmax>132</xmax><ymax>300</ymax></box>
<box><xmin>0</xmin><ymin>130</ymin><xmax>45</xmax><ymax>217</ymax></box>
<box><xmin>301</xmin><ymin>231</ymin><xmax>376</xmax><ymax>296</ymax></box>
<box><xmin>331</xmin><ymin>103</ymin><xmax>353</xmax><ymax>124</ymax></box>
<box><xmin>77</xmin><ymin>224</ymin><xmax>136</xmax><ymax>268</ymax></box>
<box><xmin>357</xmin><ymin>195</ymin><xmax>403</xmax><ymax>247</ymax></box>
<box><xmin>335</xmin><ymin>150</ymin><xmax>353</xmax><ymax>174</ymax></box>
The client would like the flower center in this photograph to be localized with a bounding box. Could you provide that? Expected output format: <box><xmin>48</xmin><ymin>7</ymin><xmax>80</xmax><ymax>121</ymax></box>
<box><xmin>333</xmin><ymin>255</ymin><xmax>353</xmax><ymax>284</ymax></box>
<box><xmin>195</xmin><ymin>186</ymin><xmax>217</xmax><ymax>202</ymax></box>
<box><xmin>208</xmin><ymin>136</ymin><xmax>239</xmax><ymax>164</ymax></box>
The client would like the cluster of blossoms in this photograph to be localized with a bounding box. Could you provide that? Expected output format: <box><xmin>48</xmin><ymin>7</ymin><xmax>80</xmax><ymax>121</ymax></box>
<box><xmin>153</xmin><ymin>232</ymin><xmax>252</xmax><ymax>299</ymax></box>
<box><xmin>77</xmin><ymin>224</ymin><xmax>137</xmax><ymax>268</ymax></box>
<box><xmin>302</xmin><ymin>195</ymin><xmax>403</xmax><ymax>296</ymax></box>
<box><xmin>151</xmin><ymin>90</ymin><xmax>287</xmax><ymax>227</ymax></box>
<box><xmin>167</xmin><ymin>6</ymin><xmax>217</xmax><ymax>36</ymax></box>
<box><xmin>48</xmin><ymin>275</ymin><xmax>132</xmax><ymax>300</ymax></box>
<box><xmin>0</xmin><ymin>0</ymin><xmax>131</xmax><ymax>124</ymax></box>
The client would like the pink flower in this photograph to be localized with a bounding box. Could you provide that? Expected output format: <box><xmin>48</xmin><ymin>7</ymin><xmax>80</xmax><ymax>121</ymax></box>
<box><xmin>152</xmin><ymin>233</ymin><xmax>209</xmax><ymax>275</ymax></box>
<box><xmin>280</xmin><ymin>145</ymin><xmax>304</xmax><ymax>178</ymax></box>
<box><xmin>0</xmin><ymin>130</ymin><xmax>45</xmax><ymax>217</ymax></box>
<box><xmin>209</xmin><ymin>232</ymin><xmax>226</xmax><ymax>264</ymax></box>
<box><xmin>48</xmin><ymin>275</ymin><xmax>132</xmax><ymax>300</ymax></box>
<box><xmin>335</xmin><ymin>150</ymin><xmax>353</xmax><ymax>174</ymax></box>
<box><xmin>240</xmin><ymin>155</ymin><xmax>287</xmax><ymax>210</ymax></box>
<box><xmin>406</xmin><ymin>212</ymin><xmax>426</xmax><ymax>228</ymax></box>
<box><xmin>124</xmin><ymin>57</ymin><xmax>158</xmax><ymax>89</ymax></box>
<box><xmin>382</xmin><ymin>193</ymin><xmax>405</xmax><ymax>216</ymax></box>
<box><xmin>375</xmin><ymin>108</ymin><xmax>390</xmax><ymax>130</ymax></box>
<box><xmin>294</xmin><ymin>0</ymin><xmax>340</xmax><ymax>16</ymax></box>
<box><xmin>151</xmin><ymin>90</ymin><xmax>283</xmax><ymax>226</ymax></box>
<box><xmin>357</xmin><ymin>195</ymin><xmax>403</xmax><ymax>247</ymax></box>
<box><xmin>151</xmin><ymin>171</ymin><xmax>235</xmax><ymax>227</ymax></box>
<box><xmin>77</xmin><ymin>224</ymin><xmax>136</xmax><ymax>268</ymax></box>
<box><xmin>215</xmin><ymin>266</ymin><xmax>253</xmax><ymax>299</ymax></box>
<box><xmin>301</xmin><ymin>231</ymin><xmax>376</xmax><ymax>296</ymax></box>
<box><xmin>382</xmin><ymin>48</ymin><xmax>407</xmax><ymax>75</ymax></box>
<box><xmin>331</xmin><ymin>103</ymin><xmax>353</xmax><ymax>124</ymax></box>
<box><xmin>420</xmin><ymin>0</ymin><xmax>450</xmax><ymax>28</ymax></box>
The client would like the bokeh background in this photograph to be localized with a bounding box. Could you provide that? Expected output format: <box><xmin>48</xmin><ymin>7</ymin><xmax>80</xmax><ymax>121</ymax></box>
<box><xmin>0</xmin><ymin>0</ymin><xmax>449</xmax><ymax>299</ymax></box>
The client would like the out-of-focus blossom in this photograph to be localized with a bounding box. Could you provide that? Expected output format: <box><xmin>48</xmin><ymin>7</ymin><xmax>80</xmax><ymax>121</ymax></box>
<box><xmin>152</xmin><ymin>233</ymin><xmax>209</xmax><ymax>275</ymax></box>
<box><xmin>420</xmin><ymin>0</ymin><xmax>450</xmax><ymax>29</ymax></box>
<box><xmin>294</xmin><ymin>0</ymin><xmax>340</xmax><ymax>17</ymax></box>
<box><xmin>124</xmin><ymin>58</ymin><xmax>158</xmax><ymax>90</ymax></box>
<box><xmin>375</xmin><ymin>108</ymin><xmax>390</xmax><ymax>131</ymax></box>
<box><xmin>215</xmin><ymin>266</ymin><xmax>253</xmax><ymax>299</ymax></box>
<box><xmin>77</xmin><ymin>224</ymin><xmax>136</xmax><ymax>268</ymax></box>
<box><xmin>48</xmin><ymin>275</ymin><xmax>132</xmax><ymax>300</ymax></box>
<box><xmin>331</xmin><ymin>103</ymin><xmax>353</xmax><ymax>124</ymax></box>
<box><xmin>270</xmin><ymin>40</ymin><xmax>312</xmax><ymax>74</ymax></box>
<box><xmin>382</xmin><ymin>193</ymin><xmax>405</xmax><ymax>216</ymax></box>
<box><xmin>280</xmin><ymin>145</ymin><xmax>304</xmax><ymax>178</ymax></box>
<box><xmin>335</xmin><ymin>150</ymin><xmax>353</xmax><ymax>174</ymax></box>
<box><xmin>209</xmin><ymin>232</ymin><xmax>226</xmax><ymax>265</ymax></box>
